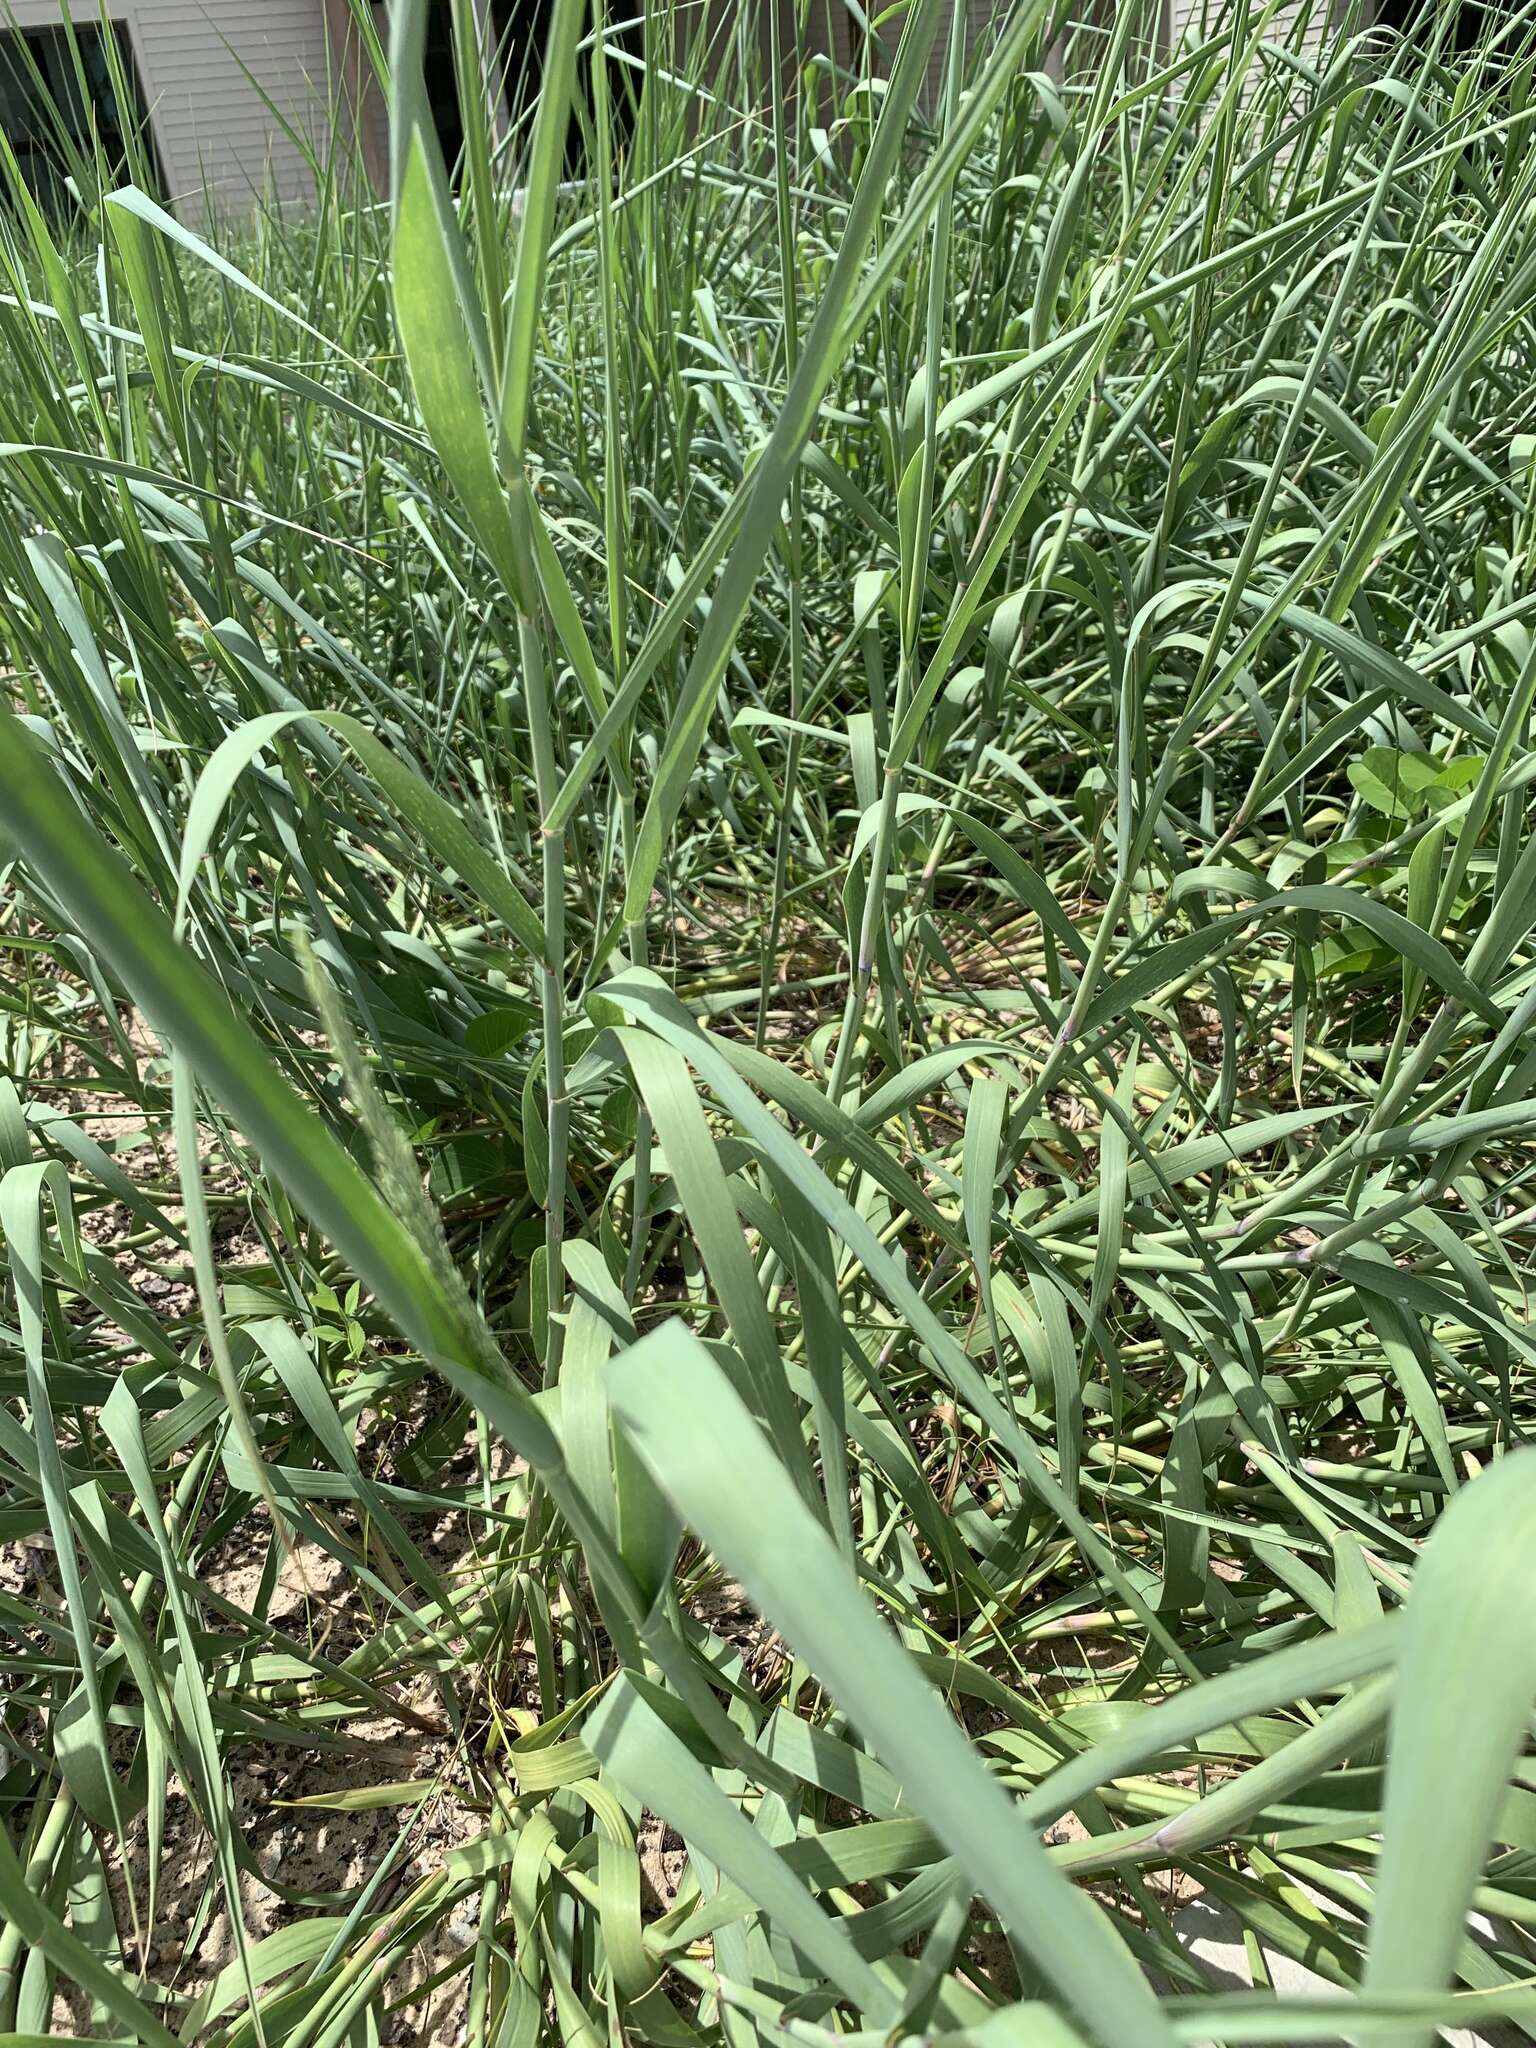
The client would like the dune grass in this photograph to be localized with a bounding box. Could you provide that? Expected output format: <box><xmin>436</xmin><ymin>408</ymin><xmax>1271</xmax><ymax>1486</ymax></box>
<box><xmin>3</xmin><ymin>0</ymin><xmax>1536</xmax><ymax>2039</ymax></box>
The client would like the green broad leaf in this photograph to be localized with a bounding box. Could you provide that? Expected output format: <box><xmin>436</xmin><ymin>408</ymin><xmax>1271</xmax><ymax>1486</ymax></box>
<box><xmin>1349</xmin><ymin>748</ymin><xmax>1424</xmax><ymax>817</ymax></box>
<box><xmin>1365</xmin><ymin>1452</ymin><xmax>1536</xmax><ymax>2048</ymax></box>
<box><xmin>427</xmin><ymin>1133</ymin><xmax>507</xmax><ymax>1201</ymax></box>
<box><xmin>391</xmin><ymin>126</ymin><xmax>525</xmax><ymax>603</ymax></box>
<box><xmin>601</xmin><ymin>1321</ymin><xmax>1178</xmax><ymax>2047</ymax></box>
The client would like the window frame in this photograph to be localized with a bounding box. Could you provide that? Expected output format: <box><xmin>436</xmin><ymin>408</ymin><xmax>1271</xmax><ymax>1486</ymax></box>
<box><xmin>0</xmin><ymin>8</ymin><xmax>164</xmax><ymax>207</ymax></box>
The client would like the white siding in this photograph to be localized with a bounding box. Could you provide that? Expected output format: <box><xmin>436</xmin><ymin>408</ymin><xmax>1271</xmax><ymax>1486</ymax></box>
<box><xmin>1164</xmin><ymin>0</ymin><xmax>1332</xmax><ymax>64</ymax></box>
<box><xmin>3</xmin><ymin>0</ymin><xmax>343</xmax><ymax>210</ymax></box>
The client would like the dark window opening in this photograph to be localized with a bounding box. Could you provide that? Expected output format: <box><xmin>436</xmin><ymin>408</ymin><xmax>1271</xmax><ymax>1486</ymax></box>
<box><xmin>0</xmin><ymin>20</ymin><xmax>157</xmax><ymax>215</ymax></box>
<box><xmin>492</xmin><ymin>0</ymin><xmax>645</xmax><ymax>176</ymax></box>
<box><xmin>1370</xmin><ymin>0</ymin><xmax>1488</xmax><ymax>53</ymax></box>
<box><xmin>410</xmin><ymin>0</ymin><xmax>642</xmax><ymax>185</ymax></box>
<box><xmin>422</xmin><ymin>1</ymin><xmax>467</xmax><ymax>176</ymax></box>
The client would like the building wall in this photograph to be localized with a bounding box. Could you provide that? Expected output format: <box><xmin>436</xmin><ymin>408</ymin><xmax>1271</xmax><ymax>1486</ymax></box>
<box><xmin>1164</xmin><ymin>0</ymin><xmax>1334</xmax><ymax>62</ymax></box>
<box><xmin>923</xmin><ymin>0</ymin><xmax>1010</xmax><ymax>103</ymax></box>
<box><xmin>3</xmin><ymin>0</ymin><xmax>1358</xmax><ymax>220</ymax></box>
<box><xmin>2</xmin><ymin>0</ymin><xmax>347</xmax><ymax>210</ymax></box>
<box><xmin>913</xmin><ymin>0</ymin><xmax>1343</xmax><ymax>101</ymax></box>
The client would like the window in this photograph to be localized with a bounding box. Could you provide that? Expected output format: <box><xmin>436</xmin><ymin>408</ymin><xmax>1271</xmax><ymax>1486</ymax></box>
<box><xmin>401</xmin><ymin>0</ymin><xmax>639</xmax><ymax>183</ymax></box>
<box><xmin>1369</xmin><ymin>0</ymin><xmax>1488</xmax><ymax>51</ymax></box>
<box><xmin>490</xmin><ymin>0</ymin><xmax>644</xmax><ymax>173</ymax></box>
<box><xmin>0</xmin><ymin>20</ymin><xmax>157</xmax><ymax>214</ymax></box>
<box><xmin>422</xmin><ymin>1</ymin><xmax>467</xmax><ymax>174</ymax></box>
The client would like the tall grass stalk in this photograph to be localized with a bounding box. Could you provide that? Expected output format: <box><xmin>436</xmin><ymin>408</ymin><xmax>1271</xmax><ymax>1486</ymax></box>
<box><xmin>3</xmin><ymin>0</ymin><xmax>1536</xmax><ymax>2042</ymax></box>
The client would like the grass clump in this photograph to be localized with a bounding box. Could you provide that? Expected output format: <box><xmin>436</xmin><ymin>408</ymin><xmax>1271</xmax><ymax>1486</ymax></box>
<box><xmin>3</xmin><ymin>0</ymin><xmax>1536</xmax><ymax>2041</ymax></box>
